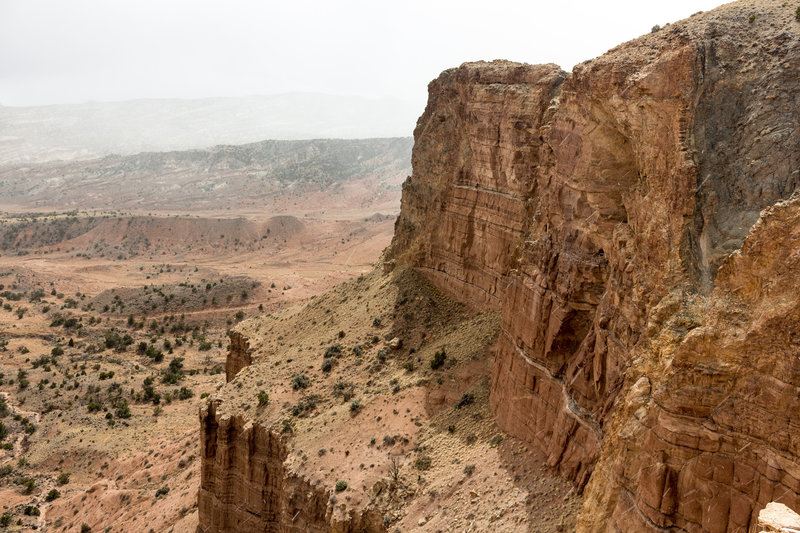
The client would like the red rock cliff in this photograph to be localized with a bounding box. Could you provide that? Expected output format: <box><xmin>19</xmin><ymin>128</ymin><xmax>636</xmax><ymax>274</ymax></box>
<box><xmin>387</xmin><ymin>0</ymin><xmax>800</xmax><ymax>530</ymax></box>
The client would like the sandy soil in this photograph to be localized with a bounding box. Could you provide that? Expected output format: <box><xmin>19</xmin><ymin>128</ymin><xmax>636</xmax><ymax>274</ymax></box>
<box><xmin>0</xmin><ymin>208</ymin><xmax>393</xmax><ymax>532</ymax></box>
<box><xmin>215</xmin><ymin>266</ymin><xmax>581</xmax><ymax>532</ymax></box>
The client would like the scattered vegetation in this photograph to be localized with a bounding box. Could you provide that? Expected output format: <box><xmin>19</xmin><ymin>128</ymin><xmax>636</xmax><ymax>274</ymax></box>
<box><xmin>257</xmin><ymin>390</ymin><xmax>270</xmax><ymax>406</ymax></box>
<box><xmin>291</xmin><ymin>373</ymin><xmax>310</xmax><ymax>390</ymax></box>
<box><xmin>430</xmin><ymin>349</ymin><xmax>446</xmax><ymax>370</ymax></box>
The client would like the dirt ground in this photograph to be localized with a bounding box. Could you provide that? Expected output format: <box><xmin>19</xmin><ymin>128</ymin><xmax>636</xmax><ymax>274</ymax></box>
<box><xmin>0</xmin><ymin>207</ymin><xmax>580</xmax><ymax>532</ymax></box>
<box><xmin>215</xmin><ymin>266</ymin><xmax>581</xmax><ymax>532</ymax></box>
<box><xmin>0</xmin><ymin>208</ymin><xmax>393</xmax><ymax>532</ymax></box>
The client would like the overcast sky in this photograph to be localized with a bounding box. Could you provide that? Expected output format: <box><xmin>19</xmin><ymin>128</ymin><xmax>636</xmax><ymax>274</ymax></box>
<box><xmin>0</xmin><ymin>0</ymin><xmax>725</xmax><ymax>107</ymax></box>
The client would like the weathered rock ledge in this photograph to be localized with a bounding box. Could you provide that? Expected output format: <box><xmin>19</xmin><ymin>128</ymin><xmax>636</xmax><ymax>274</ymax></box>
<box><xmin>387</xmin><ymin>0</ymin><xmax>800</xmax><ymax>531</ymax></box>
<box><xmin>199</xmin><ymin>0</ymin><xmax>800</xmax><ymax>531</ymax></box>
<box><xmin>198</xmin><ymin>401</ymin><xmax>384</xmax><ymax>533</ymax></box>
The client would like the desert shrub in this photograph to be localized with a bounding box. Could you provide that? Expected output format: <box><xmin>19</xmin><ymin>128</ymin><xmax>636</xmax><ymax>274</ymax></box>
<box><xmin>28</xmin><ymin>289</ymin><xmax>45</xmax><ymax>302</ymax></box>
<box><xmin>290</xmin><ymin>395</ymin><xmax>320</xmax><ymax>417</ymax></box>
<box><xmin>114</xmin><ymin>399</ymin><xmax>131</xmax><ymax>419</ymax></box>
<box><xmin>177</xmin><ymin>387</ymin><xmax>193</xmax><ymax>400</ymax></box>
<box><xmin>257</xmin><ymin>390</ymin><xmax>269</xmax><ymax>406</ymax></box>
<box><xmin>18</xmin><ymin>477</ymin><xmax>35</xmax><ymax>494</ymax></box>
<box><xmin>140</xmin><ymin>343</ymin><xmax>163</xmax><ymax>362</ymax></box>
<box><xmin>455</xmin><ymin>393</ymin><xmax>474</xmax><ymax>409</ymax></box>
<box><xmin>291</xmin><ymin>374</ymin><xmax>309</xmax><ymax>390</ymax></box>
<box><xmin>17</xmin><ymin>369</ymin><xmax>29</xmax><ymax>390</ymax></box>
<box><xmin>323</xmin><ymin>344</ymin><xmax>342</xmax><ymax>358</ymax></box>
<box><xmin>45</xmin><ymin>489</ymin><xmax>61</xmax><ymax>501</ymax></box>
<box><xmin>430</xmin><ymin>349</ymin><xmax>446</xmax><ymax>370</ymax></box>
<box><xmin>320</xmin><ymin>358</ymin><xmax>334</xmax><ymax>373</ymax></box>
<box><xmin>155</xmin><ymin>486</ymin><xmax>169</xmax><ymax>497</ymax></box>
<box><xmin>335</xmin><ymin>480</ymin><xmax>348</xmax><ymax>492</ymax></box>
<box><xmin>414</xmin><ymin>455</ymin><xmax>432</xmax><ymax>471</ymax></box>
<box><xmin>349</xmin><ymin>399</ymin><xmax>362</xmax><ymax>415</ymax></box>
<box><xmin>57</xmin><ymin>472</ymin><xmax>70</xmax><ymax>485</ymax></box>
<box><xmin>332</xmin><ymin>379</ymin><xmax>354</xmax><ymax>401</ymax></box>
<box><xmin>23</xmin><ymin>505</ymin><xmax>40</xmax><ymax>516</ymax></box>
<box><xmin>651</xmin><ymin>24</ymin><xmax>661</xmax><ymax>32</ymax></box>
<box><xmin>32</xmin><ymin>355</ymin><xmax>51</xmax><ymax>368</ymax></box>
<box><xmin>162</xmin><ymin>357</ymin><xmax>184</xmax><ymax>384</ymax></box>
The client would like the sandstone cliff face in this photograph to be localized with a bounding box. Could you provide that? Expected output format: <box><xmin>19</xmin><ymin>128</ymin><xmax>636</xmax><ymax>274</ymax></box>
<box><xmin>226</xmin><ymin>331</ymin><xmax>253</xmax><ymax>383</ymax></box>
<box><xmin>387</xmin><ymin>0</ymin><xmax>800</xmax><ymax>531</ymax></box>
<box><xmin>198</xmin><ymin>401</ymin><xmax>384</xmax><ymax>533</ymax></box>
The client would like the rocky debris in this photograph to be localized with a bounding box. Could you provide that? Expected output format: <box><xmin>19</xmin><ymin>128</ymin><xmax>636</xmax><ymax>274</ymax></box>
<box><xmin>757</xmin><ymin>502</ymin><xmax>800</xmax><ymax>532</ymax></box>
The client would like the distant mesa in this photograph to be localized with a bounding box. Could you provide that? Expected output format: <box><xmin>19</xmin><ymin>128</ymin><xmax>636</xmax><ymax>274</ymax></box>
<box><xmin>0</xmin><ymin>93</ymin><xmax>423</xmax><ymax>164</ymax></box>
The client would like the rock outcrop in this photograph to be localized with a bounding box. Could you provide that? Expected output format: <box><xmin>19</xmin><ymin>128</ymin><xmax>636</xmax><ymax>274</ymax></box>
<box><xmin>387</xmin><ymin>0</ymin><xmax>800</xmax><ymax>531</ymax></box>
<box><xmin>226</xmin><ymin>331</ymin><xmax>253</xmax><ymax>383</ymax></box>
<box><xmin>199</xmin><ymin>1</ymin><xmax>800</xmax><ymax>531</ymax></box>
<box><xmin>755</xmin><ymin>502</ymin><xmax>800</xmax><ymax>532</ymax></box>
<box><xmin>198</xmin><ymin>402</ymin><xmax>384</xmax><ymax>533</ymax></box>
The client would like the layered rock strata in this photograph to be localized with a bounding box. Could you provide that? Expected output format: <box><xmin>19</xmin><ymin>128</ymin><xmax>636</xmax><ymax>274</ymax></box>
<box><xmin>387</xmin><ymin>0</ymin><xmax>800</xmax><ymax>530</ymax></box>
<box><xmin>226</xmin><ymin>331</ymin><xmax>253</xmax><ymax>383</ymax></box>
<box><xmin>198</xmin><ymin>401</ymin><xmax>383</xmax><ymax>533</ymax></box>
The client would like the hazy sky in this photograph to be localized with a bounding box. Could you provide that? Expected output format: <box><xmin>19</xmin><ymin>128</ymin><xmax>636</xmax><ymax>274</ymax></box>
<box><xmin>0</xmin><ymin>0</ymin><xmax>725</xmax><ymax>107</ymax></box>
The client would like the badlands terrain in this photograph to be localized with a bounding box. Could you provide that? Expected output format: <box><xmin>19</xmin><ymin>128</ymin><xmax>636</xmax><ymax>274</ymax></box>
<box><xmin>200</xmin><ymin>0</ymin><xmax>800</xmax><ymax>532</ymax></box>
<box><xmin>4</xmin><ymin>0</ymin><xmax>800</xmax><ymax>532</ymax></box>
<box><xmin>0</xmin><ymin>138</ymin><xmax>414</xmax><ymax>531</ymax></box>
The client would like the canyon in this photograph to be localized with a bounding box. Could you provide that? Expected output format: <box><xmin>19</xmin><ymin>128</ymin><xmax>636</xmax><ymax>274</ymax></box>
<box><xmin>0</xmin><ymin>137</ymin><xmax>409</xmax><ymax>531</ymax></box>
<box><xmin>202</xmin><ymin>0</ymin><xmax>800</xmax><ymax>532</ymax></box>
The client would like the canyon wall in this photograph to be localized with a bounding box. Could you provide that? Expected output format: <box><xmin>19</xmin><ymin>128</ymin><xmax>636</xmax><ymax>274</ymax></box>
<box><xmin>387</xmin><ymin>0</ymin><xmax>800</xmax><ymax>530</ymax></box>
<box><xmin>226</xmin><ymin>331</ymin><xmax>253</xmax><ymax>383</ymax></box>
<box><xmin>198</xmin><ymin>401</ymin><xmax>384</xmax><ymax>533</ymax></box>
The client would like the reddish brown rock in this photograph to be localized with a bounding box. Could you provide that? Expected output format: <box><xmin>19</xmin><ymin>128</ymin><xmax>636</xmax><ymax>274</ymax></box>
<box><xmin>198</xmin><ymin>401</ymin><xmax>384</xmax><ymax>533</ymax></box>
<box><xmin>200</xmin><ymin>0</ymin><xmax>800</xmax><ymax>531</ymax></box>
<box><xmin>387</xmin><ymin>0</ymin><xmax>800</xmax><ymax>531</ymax></box>
<box><xmin>226</xmin><ymin>331</ymin><xmax>253</xmax><ymax>383</ymax></box>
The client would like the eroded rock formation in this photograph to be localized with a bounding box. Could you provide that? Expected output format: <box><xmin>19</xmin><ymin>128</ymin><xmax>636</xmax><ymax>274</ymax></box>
<box><xmin>199</xmin><ymin>1</ymin><xmax>800</xmax><ymax>531</ymax></box>
<box><xmin>198</xmin><ymin>401</ymin><xmax>384</xmax><ymax>533</ymax></box>
<box><xmin>387</xmin><ymin>0</ymin><xmax>800</xmax><ymax>531</ymax></box>
<box><xmin>226</xmin><ymin>331</ymin><xmax>253</xmax><ymax>383</ymax></box>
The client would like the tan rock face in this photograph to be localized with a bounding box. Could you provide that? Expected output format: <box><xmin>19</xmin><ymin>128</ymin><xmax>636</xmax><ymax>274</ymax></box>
<box><xmin>198</xmin><ymin>401</ymin><xmax>384</xmax><ymax>533</ymax></box>
<box><xmin>756</xmin><ymin>502</ymin><xmax>800</xmax><ymax>532</ymax></box>
<box><xmin>226</xmin><ymin>331</ymin><xmax>253</xmax><ymax>383</ymax></box>
<box><xmin>388</xmin><ymin>1</ymin><xmax>800</xmax><ymax>531</ymax></box>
